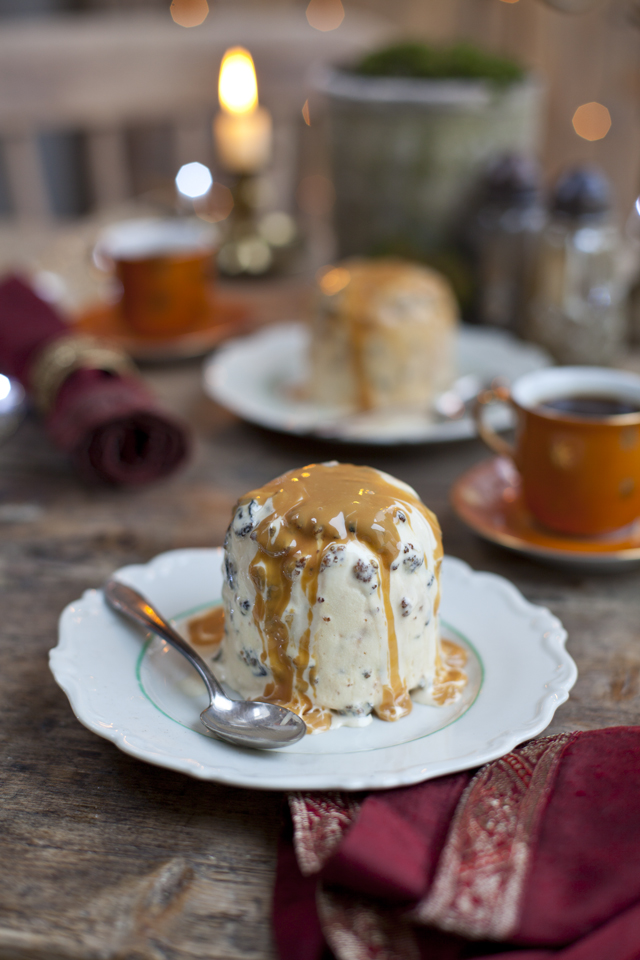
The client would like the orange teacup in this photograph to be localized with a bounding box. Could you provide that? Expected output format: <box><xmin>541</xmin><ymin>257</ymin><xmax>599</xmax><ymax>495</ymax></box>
<box><xmin>96</xmin><ymin>218</ymin><xmax>218</xmax><ymax>338</ymax></box>
<box><xmin>475</xmin><ymin>367</ymin><xmax>640</xmax><ymax>536</ymax></box>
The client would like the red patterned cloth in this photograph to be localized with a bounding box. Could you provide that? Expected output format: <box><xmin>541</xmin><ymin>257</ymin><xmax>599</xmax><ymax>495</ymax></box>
<box><xmin>0</xmin><ymin>275</ymin><xmax>190</xmax><ymax>485</ymax></box>
<box><xmin>274</xmin><ymin>728</ymin><xmax>640</xmax><ymax>960</ymax></box>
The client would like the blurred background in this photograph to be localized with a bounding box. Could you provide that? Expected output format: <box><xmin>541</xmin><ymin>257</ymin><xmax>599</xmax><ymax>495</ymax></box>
<box><xmin>1</xmin><ymin>0</ymin><xmax>639</xmax><ymax>358</ymax></box>
<box><xmin>0</xmin><ymin>0</ymin><xmax>637</xmax><ymax>221</ymax></box>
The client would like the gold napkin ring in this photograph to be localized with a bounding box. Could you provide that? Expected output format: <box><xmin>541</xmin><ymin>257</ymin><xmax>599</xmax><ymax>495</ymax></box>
<box><xmin>30</xmin><ymin>334</ymin><xmax>137</xmax><ymax>414</ymax></box>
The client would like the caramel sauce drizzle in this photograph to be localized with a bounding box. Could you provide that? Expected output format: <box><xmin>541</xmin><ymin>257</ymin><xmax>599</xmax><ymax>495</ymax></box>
<box><xmin>326</xmin><ymin>260</ymin><xmax>423</xmax><ymax>412</ymax></box>
<box><xmin>235</xmin><ymin>462</ymin><xmax>442</xmax><ymax>730</ymax></box>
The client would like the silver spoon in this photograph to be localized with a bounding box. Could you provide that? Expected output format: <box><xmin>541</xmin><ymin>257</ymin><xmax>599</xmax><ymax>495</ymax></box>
<box><xmin>0</xmin><ymin>375</ymin><xmax>26</xmax><ymax>445</ymax></box>
<box><xmin>104</xmin><ymin>579</ymin><xmax>307</xmax><ymax>750</ymax></box>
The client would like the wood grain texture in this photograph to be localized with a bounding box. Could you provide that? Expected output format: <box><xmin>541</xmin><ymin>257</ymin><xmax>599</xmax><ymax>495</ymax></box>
<box><xmin>1</xmin><ymin>277</ymin><xmax>640</xmax><ymax>957</ymax></box>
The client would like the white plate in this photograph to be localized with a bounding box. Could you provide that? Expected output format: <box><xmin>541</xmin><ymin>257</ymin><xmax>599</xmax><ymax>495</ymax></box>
<box><xmin>50</xmin><ymin>548</ymin><xmax>576</xmax><ymax>791</ymax></box>
<box><xmin>203</xmin><ymin>322</ymin><xmax>551</xmax><ymax>445</ymax></box>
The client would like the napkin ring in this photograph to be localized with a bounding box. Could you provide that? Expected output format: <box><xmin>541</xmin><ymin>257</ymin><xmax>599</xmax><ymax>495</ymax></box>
<box><xmin>30</xmin><ymin>334</ymin><xmax>136</xmax><ymax>413</ymax></box>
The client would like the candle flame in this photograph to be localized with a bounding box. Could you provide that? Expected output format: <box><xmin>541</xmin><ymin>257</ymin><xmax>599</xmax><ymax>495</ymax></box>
<box><xmin>219</xmin><ymin>47</ymin><xmax>259</xmax><ymax>115</ymax></box>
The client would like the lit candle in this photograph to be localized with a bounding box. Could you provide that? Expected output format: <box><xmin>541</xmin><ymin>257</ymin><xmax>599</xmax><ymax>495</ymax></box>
<box><xmin>214</xmin><ymin>47</ymin><xmax>272</xmax><ymax>175</ymax></box>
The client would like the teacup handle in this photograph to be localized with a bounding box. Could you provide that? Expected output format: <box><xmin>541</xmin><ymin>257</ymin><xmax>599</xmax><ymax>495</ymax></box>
<box><xmin>474</xmin><ymin>386</ymin><xmax>517</xmax><ymax>461</ymax></box>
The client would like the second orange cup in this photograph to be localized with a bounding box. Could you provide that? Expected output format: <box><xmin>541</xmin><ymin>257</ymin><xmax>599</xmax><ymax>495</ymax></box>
<box><xmin>96</xmin><ymin>218</ymin><xmax>219</xmax><ymax>339</ymax></box>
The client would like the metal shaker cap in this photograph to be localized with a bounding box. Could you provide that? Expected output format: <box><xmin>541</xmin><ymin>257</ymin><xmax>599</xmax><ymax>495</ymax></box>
<box><xmin>552</xmin><ymin>166</ymin><xmax>611</xmax><ymax>218</ymax></box>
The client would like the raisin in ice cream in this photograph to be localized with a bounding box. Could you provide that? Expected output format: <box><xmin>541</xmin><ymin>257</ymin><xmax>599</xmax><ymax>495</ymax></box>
<box><xmin>218</xmin><ymin>462</ymin><xmax>448</xmax><ymax>733</ymax></box>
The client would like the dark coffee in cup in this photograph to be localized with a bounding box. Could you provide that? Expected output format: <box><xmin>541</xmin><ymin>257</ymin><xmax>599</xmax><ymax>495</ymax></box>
<box><xmin>539</xmin><ymin>395</ymin><xmax>640</xmax><ymax>418</ymax></box>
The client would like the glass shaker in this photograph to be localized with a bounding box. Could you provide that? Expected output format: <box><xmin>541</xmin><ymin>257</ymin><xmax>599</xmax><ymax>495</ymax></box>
<box><xmin>471</xmin><ymin>153</ymin><xmax>545</xmax><ymax>334</ymax></box>
<box><xmin>527</xmin><ymin>167</ymin><xmax>625</xmax><ymax>364</ymax></box>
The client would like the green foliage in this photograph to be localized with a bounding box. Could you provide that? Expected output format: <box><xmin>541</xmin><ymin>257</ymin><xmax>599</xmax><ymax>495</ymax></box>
<box><xmin>353</xmin><ymin>42</ymin><xmax>524</xmax><ymax>86</ymax></box>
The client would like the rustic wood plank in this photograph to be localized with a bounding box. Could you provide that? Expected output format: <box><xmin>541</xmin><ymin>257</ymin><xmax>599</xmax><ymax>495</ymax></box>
<box><xmin>0</xmin><ymin>9</ymin><xmax>391</xmax><ymax>129</ymax></box>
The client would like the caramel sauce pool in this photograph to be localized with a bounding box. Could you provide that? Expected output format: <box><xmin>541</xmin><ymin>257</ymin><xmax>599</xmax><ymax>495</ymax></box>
<box><xmin>230</xmin><ymin>462</ymin><xmax>444</xmax><ymax>731</ymax></box>
<box><xmin>187</xmin><ymin>608</ymin><xmax>468</xmax><ymax>714</ymax></box>
<box><xmin>432</xmin><ymin>638</ymin><xmax>468</xmax><ymax>706</ymax></box>
<box><xmin>188</xmin><ymin>604</ymin><xmax>225</xmax><ymax>650</ymax></box>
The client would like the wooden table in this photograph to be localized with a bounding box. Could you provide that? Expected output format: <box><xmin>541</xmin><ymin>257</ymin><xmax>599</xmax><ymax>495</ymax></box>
<box><xmin>1</xmin><ymin>283</ymin><xmax>639</xmax><ymax>959</ymax></box>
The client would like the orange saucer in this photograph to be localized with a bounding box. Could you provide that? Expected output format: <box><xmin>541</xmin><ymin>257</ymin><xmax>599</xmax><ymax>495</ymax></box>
<box><xmin>451</xmin><ymin>457</ymin><xmax>640</xmax><ymax>569</ymax></box>
<box><xmin>73</xmin><ymin>289</ymin><xmax>252</xmax><ymax>362</ymax></box>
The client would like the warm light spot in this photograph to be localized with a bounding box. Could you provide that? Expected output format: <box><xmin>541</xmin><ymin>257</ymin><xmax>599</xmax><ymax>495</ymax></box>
<box><xmin>572</xmin><ymin>102</ymin><xmax>611</xmax><ymax>141</ymax></box>
<box><xmin>194</xmin><ymin>182</ymin><xmax>234</xmax><ymax>223</ymax></box>
<box><xmin>170</xmin><ymin>0</ymin><xmax>209</xmax><ymax>28</ymax></box>
<box><xmin>297</xmin><ymin>174</ymin><xmax>336</xmax><ymax>216</ymax></box>
<box><xmin>499</xmin><ymin>0</ymin><xmax>520</xmax><ymax>3</ymax></box>
<box><xmin>302</xmin><ymin>99</ymin><xmax>311</xmax><ymax>126</ymax></box>
<box><xmin>317</xmin><ymin>265</ymin><xmax>351</xmax><ymax>296</ymax></box>
<box><xmin>219</xmin><ymin>47</ymin><xmax>259</xmax><ymax>115</ymax></box>
<box><xmin>306</xmin><ymin>0</ymin><xmax>345</xmax><ymax>32</ymax></box>
<box><xmin>175</xmin><ymin>161</ymin><xmax>212</xmax><ymax>199</ymax></box>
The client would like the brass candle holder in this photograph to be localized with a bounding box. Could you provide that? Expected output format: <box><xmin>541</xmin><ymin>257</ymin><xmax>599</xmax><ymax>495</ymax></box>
<box><xmin>216</xmin><ymin>174</ymin><xmax>299</xmax><ymax>278</ymax></box>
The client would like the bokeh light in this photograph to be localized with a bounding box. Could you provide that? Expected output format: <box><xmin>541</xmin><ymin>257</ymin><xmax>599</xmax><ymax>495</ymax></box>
<box><xmin>572</xmin><ymin>102</ymin><xmax>611</xmax><ymax>141</ymax></box>
<box><xmin>499</xmin><ymin>0</ymin><xmax>520</xmax><ymax>4</ymax></box>
<box><xmin>219</xmin><ymin>48</ymin><xmax>259</xmax><ymax>115</ymax></box>
<box><xmin>297</xmin><ymin>175</ymin><xmax>336</xmax><ymax>216</ymax></box>
<box><xmin>175</xmin><ymin>161</ymin><xmax>213</xmax><ymax>199</ymax></box>
<box><xmin>259</xmin><ymin>212</ymin><xmax>297</xmax><ymax>247</ymax></box>
<box><xmin>194</xmin><ymin>182</ymin><xmax>234</xmax><ymax>223</ymax></box>
<box><xmin>170</xmin><ymin>0</ymin><xmax>209</xmax><ymax>28</ymax></box>
<box><xmin>0</xmin><ymin>375</ymin><xmax>10</xmax><ymax>402</ymax></box>
<box><xmin>306</xmin><ymin>0</ymin><xmax>345</xmax><ymax>32</ymax></box>
<box><xmin>317</xmin><ymin>266</ymin><xmax>351</xmax><ymax>296</ymax></box>
<box><xmin>302</xmin><ymin>99</ymin><xmax>311</xmax><ymax>126</ymax></box>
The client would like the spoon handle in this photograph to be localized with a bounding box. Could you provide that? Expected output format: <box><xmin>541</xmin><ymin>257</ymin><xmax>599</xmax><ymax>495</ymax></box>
<box><xmin>104</xmin><ymin>579</ymin><xmax>224</xmax><ymax>703</ymax></box>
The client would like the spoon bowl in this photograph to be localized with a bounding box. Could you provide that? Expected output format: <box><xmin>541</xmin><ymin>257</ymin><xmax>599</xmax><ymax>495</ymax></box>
<box><xmin>104</xmin><ymin>578</ymin><xmax>307</xmax><ymax>750</ymax></box>
<box><xmin>200</xmin><ymin>700</ymin><xmax>308</xmax><ymax>750</ymax></box>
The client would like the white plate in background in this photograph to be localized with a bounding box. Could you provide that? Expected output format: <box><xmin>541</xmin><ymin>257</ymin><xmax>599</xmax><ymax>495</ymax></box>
<box><xmin>203</xmin><ymin>322</ymin><xmax>551</xmax><ymax>445</ymax></box>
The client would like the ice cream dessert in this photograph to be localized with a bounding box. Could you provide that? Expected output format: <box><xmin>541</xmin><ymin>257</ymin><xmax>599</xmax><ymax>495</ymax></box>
<box><xmin>214</xmin><ymin>461</ymin><xmax>462</xmax><ymax>733</ymax></box>
<box><xmin>309</xmin><ymin>258</ymin><xmax>458</xmax><ymax>413</ymax></box>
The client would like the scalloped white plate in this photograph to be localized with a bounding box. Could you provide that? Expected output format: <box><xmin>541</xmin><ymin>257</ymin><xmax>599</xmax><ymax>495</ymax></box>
<box><xmin>202</xmin><ymin>322</ymin><xmax>551</xmax><ymax>445</ymax></box>
<box><xmin>50</xmin><ymin>549</ymin><xmax>576</xmax><ymax>791</ymax></box>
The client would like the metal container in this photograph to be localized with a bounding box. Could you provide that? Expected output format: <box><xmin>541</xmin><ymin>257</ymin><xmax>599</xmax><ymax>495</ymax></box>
<box><xmin>315</xmin><ymin>68</ymin><xmax>544</xmax><ymax>260</ymax></box>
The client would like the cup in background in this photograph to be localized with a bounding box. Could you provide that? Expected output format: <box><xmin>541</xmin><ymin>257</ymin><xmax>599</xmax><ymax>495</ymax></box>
<box><xmin>475</xmin><ymin>366</ymin><xmax>640</xmax><ymax>536</ymax></box>
<box><xmin>95</xmin><ymin>219</ymin><xmax>219</xmax><ymax>338</ymax></box>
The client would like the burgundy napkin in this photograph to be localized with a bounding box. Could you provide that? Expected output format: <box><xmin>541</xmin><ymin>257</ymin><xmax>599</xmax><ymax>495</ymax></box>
<box><xmin>274</xmin><ymin>727</ymin><xmax>640</xmax><ymax>960</ymax></box>
<box><xmin>0</xmin><ymin>275</ymin><xmax>190</xmax><ymax>485</ymax></box>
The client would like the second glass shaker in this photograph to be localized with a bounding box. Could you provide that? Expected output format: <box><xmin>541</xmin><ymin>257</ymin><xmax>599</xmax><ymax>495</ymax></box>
<box><xmin>527</xmin><ymin>167</ymin><xmax>625</xmax><ymax>364</ymax></box>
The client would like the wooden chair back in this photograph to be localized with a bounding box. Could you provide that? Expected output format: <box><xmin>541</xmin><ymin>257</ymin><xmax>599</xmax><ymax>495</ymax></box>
<box><xmin>0</xmin><ymin>8</ymin><xmax>389</xmax><ymax>221</ymax></box>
